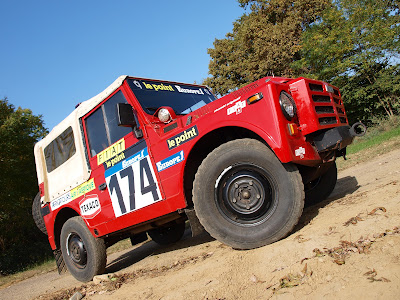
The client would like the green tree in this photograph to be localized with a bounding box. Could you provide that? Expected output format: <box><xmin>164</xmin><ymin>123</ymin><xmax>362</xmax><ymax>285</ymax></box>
<box><xmin>0</xmin><ymin>98</ymin><xmax>50</xmax><ymax>274</ymax></box>
<box><xmin>294</xmin><ymin>0</ymin><xmax>400</xmax><ymax>122</ymax></box>
<box><xmin>334</xmin><ymin>63</ymin><xmax>400</xmax><ymax>123</ymax></box>
<box><xmin>204</xmin><ymin>0</ymin><xmax>330</xmax><ymax>95</ymax></box>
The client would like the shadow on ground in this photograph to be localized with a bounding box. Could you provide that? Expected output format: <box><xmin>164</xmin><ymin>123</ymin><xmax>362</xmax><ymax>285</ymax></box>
<box><xmin>106</xmin><ymin>176</ymin><xmax>359</xmax><ymax>273</ymax></box>
<box><xmin>105</xmin><ymin>230</ymin><xmax>214</xmax><ymax>273</ymax></box>
<box><xmin>294</xmin><ymin>175</ymin><xmax>360</xmax><ymax>231</ymax></box>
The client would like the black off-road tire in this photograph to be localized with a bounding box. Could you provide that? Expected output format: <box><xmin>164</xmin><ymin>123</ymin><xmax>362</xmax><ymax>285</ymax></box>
<box><xmin>60</xmin><ymin>216</ymin><xmax>106</xmax><ymax>282</ymax></box>
<box><xmin>148</xmin><ymin>221</ymin><xmax>186</xmax><ymax>245</ymax></box>
<box><xmin>192</xmin><ymin>139</ymin><xmax>304</xmax><ymax>250</ymax></box>
<box><xmin>32</xmin><ymin>192</ymin><xmax>47</xmax><ymax>235</ymax></box>
<box><xmin>304</xmin><ymin>162</ymin><xmax>338</xmax><ymax>206</ymax></box>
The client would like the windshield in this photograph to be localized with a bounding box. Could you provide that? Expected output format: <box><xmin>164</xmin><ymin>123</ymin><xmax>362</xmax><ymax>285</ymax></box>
<box><xmin>127</xmin><ymin>78</ymin><xmax>216</xmax><ymax>115</ymax></box>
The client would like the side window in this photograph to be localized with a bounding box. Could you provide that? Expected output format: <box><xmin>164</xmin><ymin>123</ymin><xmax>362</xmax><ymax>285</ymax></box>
<box><xmin>44</xmin><ymin>126</ymin><xmax>76</xmax><ymax>172</ymax></box>
<box><xmin>85</xmin><ymin>91</ymin><xmax>132</xmax><ymax>156</ymax></box>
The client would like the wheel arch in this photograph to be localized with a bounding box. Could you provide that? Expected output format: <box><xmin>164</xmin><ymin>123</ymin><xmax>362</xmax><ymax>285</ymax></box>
<box><xmin>53</xmin><ymin>207</ymin><xmax>80</xmax><ymax>249</ymax></box>
<box><xmin>183</xmin><ymin>126</ymin><xmax>276</xmax><ymax>208</ymax></box>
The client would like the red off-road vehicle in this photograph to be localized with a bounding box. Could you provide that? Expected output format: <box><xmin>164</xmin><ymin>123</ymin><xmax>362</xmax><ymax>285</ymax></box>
<box><xmin>33</xmin><ymin>75</ymin><xmax>364</xmax><ymax>281</ymax></box>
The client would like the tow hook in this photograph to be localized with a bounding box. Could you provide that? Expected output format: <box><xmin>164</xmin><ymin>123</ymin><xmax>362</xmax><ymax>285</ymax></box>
<box><xmin>349</xmin><ymin>122</ymin><xmax>367</xmax><ymax>137</ymax></box>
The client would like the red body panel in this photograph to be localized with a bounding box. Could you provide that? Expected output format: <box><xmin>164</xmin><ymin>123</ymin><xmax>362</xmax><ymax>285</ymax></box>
<box><xmin>40</xmin><ymin>76</ymin><xmax>351</xmax><ymax>250</ymax></box>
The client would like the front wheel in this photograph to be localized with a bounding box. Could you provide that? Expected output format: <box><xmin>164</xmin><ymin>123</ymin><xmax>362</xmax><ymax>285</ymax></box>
<box><xmin>192</xmin><ymin>139</ymin><xmax>304</xmax><ymax>250</ymax></box>
<box><xmin>60</xmin><ymin>216</ymin><xmax>106</xmax><ymax>282</ymax></box>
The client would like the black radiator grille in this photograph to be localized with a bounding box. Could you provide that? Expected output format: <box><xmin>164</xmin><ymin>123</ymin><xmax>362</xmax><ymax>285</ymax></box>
<box><xmin>315</xmin><ymin>106</ymin><xmax>335</xmax><ymax>114</ymax></box>
<box><xmin>319</xmin><ymin>117</ymin><xmax>337</xmax><ymax>125</ymax></box>
<box><xmin>312</xmin><ymin>95</ymin><xmax>331</xmax><ymax>102</ymax></box>
<box><xmin>309</xmin><ymin>83</ymin><xmax>324</xmax><ymax>92</ymax></box>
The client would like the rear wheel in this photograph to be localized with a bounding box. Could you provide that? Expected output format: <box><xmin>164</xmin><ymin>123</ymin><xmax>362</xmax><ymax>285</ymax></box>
<box><xmin>304</xmin><ymin>162</ymin><xmax>337</xmax><ymax>205</ymax></box>
<box><xmin>192</xmin><ymin>139</ymin><xmax>304</xmax><ymax>249</ymax></box>
<box><xmin>32</xmin><ymin>192</ymin><xmax>47</xmax><ymax>235</ymax></box>
<box><xmin>60</xmin><ymin>216</ymin><xmax>106</xmax><ymax>282</ymax></box>
<box><xmin>148</xmin><ymin>220</ymin><xmax>186</xmax><ymax>245</ymax></box>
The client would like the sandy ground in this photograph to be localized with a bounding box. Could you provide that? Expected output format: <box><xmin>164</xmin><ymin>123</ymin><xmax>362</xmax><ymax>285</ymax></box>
<box><xmin>1</xmin><ymin>148</ymin><xmax>400</xmax><ymax>300</ymax></box>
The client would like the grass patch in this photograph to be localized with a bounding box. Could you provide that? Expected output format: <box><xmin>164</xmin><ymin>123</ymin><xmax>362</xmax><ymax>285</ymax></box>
<box><xmin>347</xmin><ymin>126</ymin><xmax>400</xmax><ymax>154</ymax></box>
<box><xmin>338</xmin><ymin>116</ymin><xmax>400</xmax><ymax>170</ymax></box>
<box><xmin>0</xmin><ymin>258</ymin><xmax>56</xmax><ymax>288</ymax></box>
<box><xmin>0</xmin><ymin>238</ymin><xmax>137</xmax><ymax>289</ymax></box>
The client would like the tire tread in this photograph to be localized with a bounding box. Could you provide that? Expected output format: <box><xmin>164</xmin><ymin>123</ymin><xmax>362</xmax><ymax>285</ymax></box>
<box><xmin>61</xmin><ymin>216</ymin><xmax>106</xmax><ymax>282</ymax></box>
<box><xmin>193</xmin><ymin>139</ymin><xmax>304</xmax><ymax>249</ymax></box>
<box><xmin>32</xmin><ymin>192</ymin><xmax>47</xmax><ymax>235</ymax></box>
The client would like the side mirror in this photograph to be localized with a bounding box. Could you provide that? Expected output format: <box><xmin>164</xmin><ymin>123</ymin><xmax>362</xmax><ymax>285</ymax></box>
<box><xmin>117</xmin><ymin>103</ymin><xmax>136</xmax><ymax>127</ymax></box>
<box><xmin>116</xmin><ymin>103</ymin><xmax>143</xmax><ymax>139</ymax></box>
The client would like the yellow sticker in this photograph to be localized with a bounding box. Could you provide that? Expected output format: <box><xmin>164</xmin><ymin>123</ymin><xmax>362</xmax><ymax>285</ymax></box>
<box><xmin>97</xmin><ymin>138</ymin><xmax>126</xmax><ymax>165</ymax></box>
<box><xmin>142</xmin><ymin>81</ymin><xmax>174</xmax><ymax>92</ymax></box>
<box><xmin>70</xmin><ymin>178</ymin><xmax>95</xmax><ymax>200</ymax></box>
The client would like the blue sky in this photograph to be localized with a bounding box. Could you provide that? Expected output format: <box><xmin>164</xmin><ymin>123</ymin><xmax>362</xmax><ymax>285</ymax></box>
<box><xmin>0</xmin><ymin>1</ymin><xmax>244</xmax><ymax>130</ymax></box>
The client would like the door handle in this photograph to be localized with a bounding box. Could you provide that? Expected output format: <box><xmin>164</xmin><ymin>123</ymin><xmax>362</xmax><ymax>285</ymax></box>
<box><xmin>98</xmin><ymin>183</ymin><xmax>107</xmax><ymax>191</ymax></box>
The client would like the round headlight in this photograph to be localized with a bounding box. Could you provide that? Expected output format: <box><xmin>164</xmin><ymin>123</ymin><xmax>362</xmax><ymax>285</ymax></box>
<box><xmin>157</xmin><ymin>108</ymin><xmax>171</xmax><ymax>123</ymax></box>
<box><xmin>279</xmin><ymin>91</ymin><xmax>297</xmax><ymax>120</ymax></box>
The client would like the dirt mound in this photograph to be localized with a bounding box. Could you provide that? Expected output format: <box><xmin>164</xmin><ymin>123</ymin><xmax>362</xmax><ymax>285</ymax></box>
<box><xmin>2</xmin><ymin>149</ymin><xmax>400</xmax><ymax>300</ymax></box>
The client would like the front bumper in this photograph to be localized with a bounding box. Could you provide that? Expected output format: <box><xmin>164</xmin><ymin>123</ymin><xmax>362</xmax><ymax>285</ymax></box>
<box><xmin>313</xmin><ymin>125</ymin><xmax>354</xmax><ymax>152</ymax></box>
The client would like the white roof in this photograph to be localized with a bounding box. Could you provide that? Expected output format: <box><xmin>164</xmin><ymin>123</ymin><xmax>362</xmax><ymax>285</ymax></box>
<box><xmin>47</xmin><ymin>75</ymin><xmax>127</xmax><ymax>140</ymax></box>
<box><xmin>34</xmin><ymin>76</ymin><xmax>127</xmax><ymax>202</ymax></box>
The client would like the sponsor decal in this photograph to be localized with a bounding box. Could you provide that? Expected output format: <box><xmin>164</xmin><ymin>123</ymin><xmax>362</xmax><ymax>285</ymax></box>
<box><xmin>214</xmin><ymin>83</ymin><xmax>259</xmax><ymax>114</ymax></box>
<box><xmin>156</xmin><ymin>151</ymin><xmax>184</xmax><ymax>172</ymax></box>
<box><xmin>129</xmin><ymin>79</ymin><xmax>215</xmax><ymax>107</ymax></box>
<box><xmin>133</xmin><ymin>80</ymin><xmax>142</xmax><ymax>89</ymax></box>
<box><xmin>97</xmin><ymin>138</ymin><xmax>125</xmax><ymax>166</ymax></box>
<box><xmin>50</xmin><ymin>178</ymin><xmax>96</xmax><ymax>211</ymax></box>
<box><xmin>104</xmin><ymin>146</ymin><xmax>161</xmax><ymax>218</ymax></box>
<box><xmin>214</xmin><ymin>96</ymin><xmax>241</xmax><ymax>113</ymax></box>
<box><xmin>102</xmin><ymin>140</ymin><xmax>146</xmax><ymax>171</ymax></box>
<box><xmin>295</xmin><ymin>146</ymin><xmax>306</xmax><ymax>159</ymax></box>
<box><xmin>143</xmin><ymin>81</ymin><xmax>174</xmax><ymax>92</ymax></box>
<box><xmin>139</xmin><ymin>81</ymin><xmax>206</xmax><ymax>95</ymax></box>
<box><xmin>105</xmin><ymin>147</ymin><xmax>148</xmax><ymax>178</ymax></box>
<box><xmin>166</xmin><ymin>125</ymin><xmax>198</xmax><ymax>150</ymax></box>
<box><xmin>79</xmin><ymin>195</ymin><xmax>101</xmax><ymax>219</ymax></box>
<box><xmin>104</xmin><ymin>152</ymin><xmax>125</xmax><ymax>168</ymax></box>
<box><xmin>122</xmin><ymin>149</ymin><xmax>146</xmax><ymax>169</ymax></box>
<box><xmin>227</xmin><ymin>99</ymin><xmax>246</xmax><ymax>115</ymax></box>
<box><xmin>50</xmin><ymin>193</ymin><xmax>72</xmax><ymax>211</ymax></box>
<box><xmin>175</xmin><ymin>85</ymin><xmax>204</xmax><ymax>95</ymax></box>
<box><xmin>70</xmin><ymin>178</ymin><xmax>95</xmax><ymax>200</ymax></box>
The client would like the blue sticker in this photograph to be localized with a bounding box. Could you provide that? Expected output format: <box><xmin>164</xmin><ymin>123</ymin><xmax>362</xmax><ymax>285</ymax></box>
<box><xmin>156</xmin><ymin>151</ymin><xmax>185</xmax><ymax>172</ymax></box>
<box><xmin>104</xmin><ymin>147</ymin><xmax>148</xmax><ymax>178</ymax></box>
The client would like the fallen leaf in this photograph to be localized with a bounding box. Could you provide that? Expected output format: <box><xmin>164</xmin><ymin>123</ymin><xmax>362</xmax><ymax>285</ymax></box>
<box><xmin>368</xmin><ymin>207</ymin><xmax>387</xmax><ymax>215</ymax></box>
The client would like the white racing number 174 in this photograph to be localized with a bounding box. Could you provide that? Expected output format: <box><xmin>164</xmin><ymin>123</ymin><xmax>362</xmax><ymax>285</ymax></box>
<box><xmin>105</xmin><ymin>150</ymin><xmax>161</xmax><ymax>217</ymax></box>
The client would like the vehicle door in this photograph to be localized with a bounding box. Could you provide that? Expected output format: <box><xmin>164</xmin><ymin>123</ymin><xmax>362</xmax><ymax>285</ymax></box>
<box><xmin>82</xmin><ymin>88</ymin><xmax>163</xmax><ymax>231</ymax></box>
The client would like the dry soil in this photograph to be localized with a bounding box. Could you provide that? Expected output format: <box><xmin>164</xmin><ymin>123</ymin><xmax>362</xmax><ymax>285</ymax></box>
<box><xmin>1</xmin><ymin>148</ymin><xmax>400</xmax><ymax>300</ymax></box>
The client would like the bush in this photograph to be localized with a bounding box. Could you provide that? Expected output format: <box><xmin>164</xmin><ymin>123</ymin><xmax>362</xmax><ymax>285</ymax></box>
<box><xmin>356</xmin><ymin>115</ymin><xmax>400</xmax><ymax>142</ymax></box>
<box><xmin>0</xmin><ymin>230</ymin><xmax>53</xmax><ymax>275</ymax></box>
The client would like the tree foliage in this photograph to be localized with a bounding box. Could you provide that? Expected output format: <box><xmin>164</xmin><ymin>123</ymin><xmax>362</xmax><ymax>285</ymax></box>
<box><xmin>334</xmin><ymin>63</ymin><xmax>400</xmax><ymax>123</ymax></box>
<box><xmin>295</xmin><ymin>0</ymin><xmax>400</xmax><ymax>79</ymax></box>
<box><xmin>294</xmin><ymin>0</ymin><xmax>400</xmax><ymax>122</ymax></box>
<box><xmin>0</xmin><ymin>98</ymin><xmax>50</xmax><ymax>274</ymax></box>
<box><xmin>204</xmin><ymin>0</ymin><xmax>329</xmax><ymax>95</ymax></box>
<box><xmin>205</xmin><ymin>0</ymin><xmax>400</xmax><ymax>123</ymax></box>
